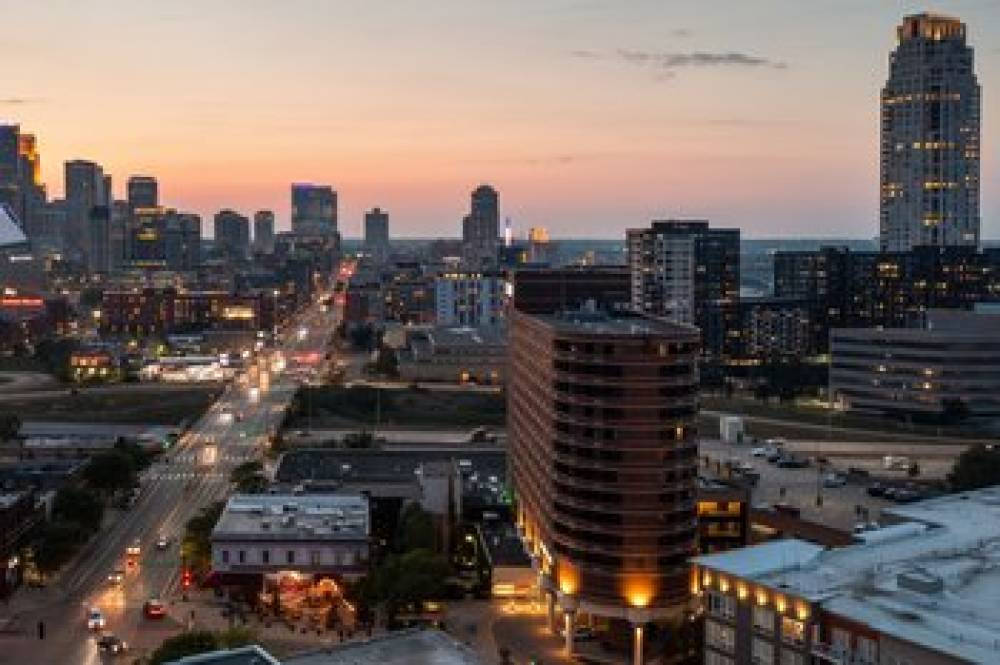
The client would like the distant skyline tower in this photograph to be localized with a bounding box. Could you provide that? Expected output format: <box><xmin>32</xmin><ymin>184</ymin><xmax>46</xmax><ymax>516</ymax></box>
<box><xmin>461</xmin><ymin>184</ymin><xmax>499</xmax><ymax>268</ymax></box>
<box><xmin>253</xmin><ymin>210</ymin><xmax>275</xmax><ymax>254</ymax></box>
<box><xmin>64</xmin><ymin>159</ymin><xmax>109</xmax><ymax>264</ymax></box>
<box><xmin>291</xmin><ymin>183</ymin><xmax>337</xmax><ymax>238</ymax></box>
<box><xmin>214</xmin><ymin>209</ymin><xmax>250</xmax><ymax>260</ymax></box>
<box><xmin>880</xmin><ymin>13</ymin><xmax>981</xmax><ymax>252</ymax></box>
<box><xmin>363</xmin><ymin>207</ymin><xmax>389</xmax><ymax>263</ymax></box>
<box><xmin>127</xmin><ymin>175</ymin><xmax>158</xmax><ymax>210</ymax></box>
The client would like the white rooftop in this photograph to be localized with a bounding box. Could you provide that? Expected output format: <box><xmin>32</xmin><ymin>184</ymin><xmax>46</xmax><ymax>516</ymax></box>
<box><xmin>212</xmin><ymin>494</ymin><xmax>369</xmax><ymax>542</ymax></box>
<box><xmin>695</xmin><ymin>486</ymin><xmax>1000</xmax><ymax>664</ymax></box>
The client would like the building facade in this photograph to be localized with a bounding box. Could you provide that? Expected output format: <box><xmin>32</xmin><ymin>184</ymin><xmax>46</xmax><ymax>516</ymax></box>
<box><xmin>627</xmin><ymin>220</ymin><xmax>740</xmax><ymax>362</ymax></box>
<box><xmin>511</xmin><ymin>266</ymin><xmax>630</xmax><ymax>315</ymax></box>
<box><xmin>509</xmin><ymin>308</ymin><xmax>700</xmax><ymax>660</ymax></box>
<box><xmin>880</xmin><ymin>13</ymin><xmax>981</xmax><ymax>252</ymax></box>
<box><xmin>434</xmin><ymin>271</ymin><xmax>504</xmax><ymax>327</ymax></box>
<box><xmin>773</xmin><ymin>246</ymin><xmax>1000</xmax><ymax>354</ymax></box>
<box><xmin>252</xmin><ymin>210</ymin><xmax>275</xmax><ymax>255</ymax></box>
<box><xmin>64</xmin><ymin>159</ymin><xmax>109</xmax><ymax>264</ymax></box>
<box><xmin>126</xmin><ymin>175</ymin><xmax>158</xmax><ymax>210</ymax></box>
<box><xmin>214</xmin><ymin>209</ymin><xmax>250</xmax><ymax>261</ymax></box>
<box><xmin>830</xmin><ymin>308</ymin><xmax>1000</xmax><ymax>418</ymax></box>
<box><xmin>363</xmin><ymin>207</ymin><xmax>390</xmax><ymax>264</ymax></box>
<box><xmin>211</xmin><ymin>494</ymin><xmax>370</xmax><ymax>585</ymax></box>
<box><xmin>100</xmin><ymin>288</ymin><xmax>273</xmax><ymax>337</ymax></box>
<box><xmin>461</xmin><ymin>184</ymin><xmax>499</xmax><ymax>268</ymax></box>
<box><xmin>291</xmin><ymin>183</ymin><xmax>337</xmax><ymax>238</ymax></box>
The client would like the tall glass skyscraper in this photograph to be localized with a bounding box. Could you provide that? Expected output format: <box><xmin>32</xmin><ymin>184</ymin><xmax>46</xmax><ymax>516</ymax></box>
<box><xmin>880</xmin><ymin>13</ymin><xmax>980</xmax><ymax>252</ymax></box>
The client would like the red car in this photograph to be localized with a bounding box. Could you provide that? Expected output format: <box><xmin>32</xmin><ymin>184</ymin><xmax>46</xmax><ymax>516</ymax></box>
<box><xmin>143</xmin><ymin>598</ymin><xmax>166</xmax><ymax>619</ymax></box>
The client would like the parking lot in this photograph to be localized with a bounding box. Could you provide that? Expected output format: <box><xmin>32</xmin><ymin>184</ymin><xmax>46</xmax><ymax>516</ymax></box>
<box><xmin>700</xmin><ymin>438</ymin><xmax>897</xmax><ymax>531</ymax></box>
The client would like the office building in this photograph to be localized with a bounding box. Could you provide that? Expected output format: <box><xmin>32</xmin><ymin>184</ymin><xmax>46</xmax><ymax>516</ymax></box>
<box><xmin>291</xmin><ymin>183</ymin><xmax>337</xmax><ymax>237</ymax></box>
<box><xmin>87</xmin><ymin>205</ymin><xmax>112</xmax><ymax>273</ymax></box>
<box><xmin>123</xmin><ymin>207</ymin><xmax>200</xmax><ymax>271</ymax></box>
<box><xmin>736</xmin><ymin>297</ymin><xmax>814</xmax><ymax>363</ymax></box>
<box><xmin>880</xmin><ymin>14</ymin><xmax>981</xmax><ymax>252</ymax></box>
<box><xmin>252</xmin><ymin>210</ymin><xmax>275</xmax><ymax>255</ymax></box>
<box><xmin>773</xmin><ymin>246</ymin><xmax>1000</xmax><ymax>354</ymax></box>
<box><xmin>434</xmin><ymin>270</ymin><xmax>504</xmax><ymax>327</ymax></box>
<box><xmin>397</xmin><ymin>325</ymin><xmax>506</xmax><ymax>385</ymax></box>
<box><xmin>627</xmin><ymin>220</ymin><xmax>740</xmax><ymax>362</ymax></box>
<box><xmin>363</xmin><ymin>207</ymin><xmax>390</xmax><ymax>263</ymax></box>
<box><xmin>830</xmin><ymin>308</ymin><xmax>1000</xmax><ymax>419</ymax></box>
<box><xmin>100</xmin><ymin>288</ymin><xmax>274</xmax><ymax>338</ymax></box>
<box><xmin>509</xmin><ymin>308</ymin><xmax>699</xmax><ymax>660</ymax></box>
<box><xmin>461</xmin><ymin>184</ymin><xmax>499</xmax><ymax>268</ymax></box>
<box><xmin>213</xmin><ymin>209</ymin><xmax>250</xmax><ymax>260</ymax></box>
<box><xmin>126</xmin><ymin>175</ymin><xmax>158</xmax><ymax>210</ymax></box>
<box><xmin>64</xmin><ymin>160</ymin><xmax>109</xmax><ymax>264</ymax></box>
<box><xmin>512</xmin><ymin>266</ymin><xmax>630</xmax><ymax>315</ymax></box>
<box><xmin>694</xmin><ymin>487</ymin><xmax>1000</xmax><ymax>665</ymax></box>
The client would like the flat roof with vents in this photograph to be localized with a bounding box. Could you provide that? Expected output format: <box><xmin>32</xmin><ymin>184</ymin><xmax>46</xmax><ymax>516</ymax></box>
<box><xmin>212</xmin><ymin>493</ymin><xmax>369</xmax><ymax>543</ymax></box>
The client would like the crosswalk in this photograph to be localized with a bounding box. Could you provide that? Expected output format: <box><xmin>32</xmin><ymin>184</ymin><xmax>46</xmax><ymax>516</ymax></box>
<box><xmin>165</xmin><ymin>452</ymin><xmax>258</xmax><ymax>465</ymax></box>
<box><xmin>147</xmin><ymin>470</ymin><xmax>228</xmax><ymax>481</ymax></box>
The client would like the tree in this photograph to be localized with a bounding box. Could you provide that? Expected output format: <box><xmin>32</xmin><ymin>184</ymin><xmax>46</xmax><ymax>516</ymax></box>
<box><xmin>230</xmin><ymin>460</ymin><xmax>265</xmax><ymax>492</ymax></box>
<box><xmin>343</xmin><ymin>428</ymin><xmax>377</xmax><ymax>449</ymax></box>
<box><xmin>948</xmin><ymin>444</ymin><xmax>1000</xmax><ymax>492</ymax></box>
<box><xmin>83</xmin><ymin>451</ymin><xmax>136</xmax><ymax>492</ymax></box>
<box><xmin>33</xmin><ymin>522</ymin><xmax>87</xmax><ymax>575</ymax></box>
<box><xmin>940</xmin><ymin>398</ymin><xmax>971</xmax><ymax>426</ymax></box>
<box><xmin>53</xmin><ymin>486</ymin><xmax>104</xmax><ymax>532</ymax></box>
<box><xmin>114</xmin><ymin>437</ymin><xmax>153</xmax><ymax>471</ymax></box>
<box><xmin>183</xmin><ymin>501</ymin><xmax>225</xmax><ymax>572</ymax></box>
<box><xmin>0</xmin><ymin>413</ymin><xmax>20</xmax><ymax>441</ymax></box>
<box><xmin>362</xmin><ymin>549</ymin><xmax>451</xmax><ymax>623</ymax></box>
<box><xmin>374</xmin><ymin>345</ymin><xmax>399</xmax><ymax>378</ymax></box>
<box><xmin>149</xmin><ymin>631</ymin><xmax>219</xmax><ymax>665</ymax></box>
<box><xmin>394</xmin><ymin>503</ymin><xmax>436</xmax><ymax>553</ymax></box>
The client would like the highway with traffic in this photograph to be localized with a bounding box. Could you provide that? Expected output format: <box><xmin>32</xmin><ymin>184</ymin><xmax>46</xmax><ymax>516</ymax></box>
<box><xmin>0</xmin><ymin>290</ymin><xmax>341</xmax><ymax>664</ymax></box>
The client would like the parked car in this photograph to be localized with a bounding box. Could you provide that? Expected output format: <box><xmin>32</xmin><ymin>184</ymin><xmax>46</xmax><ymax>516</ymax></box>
<box><xmin>765</xmin><ymin>449</ymin><xmax>785</xmax><ymax>464</ymax></box>
<box><xmin>822</xmin><ymin>473</ymin><xmax>847</xmax><ymax>488</ymax></box>
<box><xmin>97</xmin><ymin>634</ymin><xmax>128</xmax><ymax>655</ymax></box>
<box><xmin>156</xmin><ymin>535</ymin><xmax>170</xmax><ymax>551</ymax></box>
<box><xmin>750</xmin><ymin>447</ymin><xmax>767</xmax><ymax>457</ymax></box>
<box><xmin>866</xmin><ymin>482</ymin><xmax>886</xmax><ymax>497</ymax></box>
<box><xmin>777</xmin><ymin>455</ymin><xmax>809</xmax><ymax>469</ymax></box>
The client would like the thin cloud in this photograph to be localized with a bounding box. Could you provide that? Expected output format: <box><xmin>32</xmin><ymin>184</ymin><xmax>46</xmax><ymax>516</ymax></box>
<box><xmin>572</xmin><ymin>47</ymin><xmax>788</xmax><ymax>80</ymax></box>
<box><xmin>0</xmin><ymin>97</ymin><xmax>45</xmax><ymax>105</ymax></box>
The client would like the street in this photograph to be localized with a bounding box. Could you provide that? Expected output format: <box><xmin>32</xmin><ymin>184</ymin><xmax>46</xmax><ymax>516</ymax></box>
<box><xmin>0</xmin><ymin>294</ymin><xmax>340</xmax><ymax>664</ymax></box>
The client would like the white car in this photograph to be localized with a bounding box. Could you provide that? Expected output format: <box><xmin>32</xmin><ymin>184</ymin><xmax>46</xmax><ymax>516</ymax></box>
<box><xmin>823</xmin><ymin>473</ymin><xmax>848</xmax><ymax>488</ymax></box>
<box><xmin>86</xmin><ymin>607</ymin><xmax>106</xmax><ymax>630</ymax></box>
<box><xmin>750</xmin><ymin>447</ymin><xmax>767</xmax><ymax>457</ymax></box>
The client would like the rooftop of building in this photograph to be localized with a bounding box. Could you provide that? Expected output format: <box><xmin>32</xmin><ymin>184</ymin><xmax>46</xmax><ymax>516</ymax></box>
<box><xmin>212</xmin><ymin>493</ymin><xmax>369</xmax><ymax>542</ymax></box>
<box><xmin>284</xmin><ymin>628</ymin><xmax>482</xmax><ymax>665</ymax></box>
<box><xmin>165</xmin><ymin>644</ymin><xmax>279</xmax><ymax>665</ymax></box>
<box><xmin>420</xmin><ymin>325</ymin><xmax>507</xmax><ymax>349</ymax></box>
<box><xmin>531</xmin><ymin>308</ymin><xmax>698</xmax><ymax>338</ymax></box>
<box><xmin>695</xmin><ymin>486</ymin><xmax>1000</xmax><ymax>663</ymax></box>
<box><xmin>0</xmin><ymin>490</ymin><xmax>30</xmax><ymax>510</ymax></box>
<box><xmin>275</xmin><ymin>448</ymin><xmax>507</xmax><ymax>505</ymax></box>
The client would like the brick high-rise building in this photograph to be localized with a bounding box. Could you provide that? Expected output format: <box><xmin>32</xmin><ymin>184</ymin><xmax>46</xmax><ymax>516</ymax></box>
<box><xmin>509</xmin><ymin>307</ymin><xmax>700</xmax><ymax>661</ymax></box>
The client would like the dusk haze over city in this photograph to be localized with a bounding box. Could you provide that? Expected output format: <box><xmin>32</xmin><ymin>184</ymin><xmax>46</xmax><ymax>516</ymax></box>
<box><xmin>5</xmin><ymin>0</ymin><xmax>999</xmax><ymax>238</ymax></box>
<box><xmin>1</xmin><ymin>3</ymin><xmax>1000</xmax><ymax>665</ymax></box>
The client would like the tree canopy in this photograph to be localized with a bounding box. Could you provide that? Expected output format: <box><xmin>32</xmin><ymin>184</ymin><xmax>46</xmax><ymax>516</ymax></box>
<box><xmin>83</xmin><ymin>451</ymin><xmax>136</xmax><ymax>492</ymax></box>
<box><xmin>948</xmin><ymin>444</ymin><xmax>1000</xmax><ymax>492</ymax></box>
<box><xmin>53</xmin><ymin>486</ymin><xmax>104</xmax><ymax>532</ymax></box>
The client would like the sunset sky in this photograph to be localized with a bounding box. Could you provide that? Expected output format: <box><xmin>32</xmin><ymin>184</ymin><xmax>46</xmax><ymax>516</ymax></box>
<box><xmin>2</xmin><ymin>0</ymin><xmax>998</xmax><ymax>239</ymax></box>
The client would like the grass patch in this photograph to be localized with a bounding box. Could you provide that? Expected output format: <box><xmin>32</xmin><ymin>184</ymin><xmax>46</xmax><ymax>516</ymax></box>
<box><xmin>290</xmin><ymin>385</ymin><xmax>505</xmax><ymax>429</ymax></box>
<box><xmin>1</xmin><ymin>387</ymin><xmax>217</xmax><ymax>425</ymax></box>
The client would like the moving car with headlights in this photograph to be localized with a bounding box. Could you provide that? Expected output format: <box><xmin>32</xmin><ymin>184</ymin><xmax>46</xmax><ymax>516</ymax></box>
<box><xmin>107</xmin><ymin>568</ymin><xmax>125</xmax><ymax>585</ymax></box>
<box><xmin>86</xmin><ymin>607</ymin><xmax>106</xmax><ymax>630</ymax></box>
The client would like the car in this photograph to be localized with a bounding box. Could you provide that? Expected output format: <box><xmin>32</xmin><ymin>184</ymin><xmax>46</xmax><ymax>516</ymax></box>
<box><xmin>107</xmin><ymin>569</ymin><xmax>125</xmax><ymax>585</ymax></box>
<box><xmin>750</xmin><ymin>447</ymin><xmax>767</xmax><ymax>457</ymax></box>
<box><xmin>866</xmin><ymin>483</ymin><xmax>886</xmax><ymax>497</ymax></box>
<box><xmin>86</xmin><ymin>607</ymin><xmax>106</xmax><ymax>630</ymax></box>
<box><xmin>143</xmin><ymin>598</ymin><xmax>166</xmax><ymax>619</ymax></box>
<box><xmin>561</xmin><ymin>626</ymin><xmax>596</xmax><ymax>642</ymax></box>
<box><xmin>156</xmin><ymin>535</ymin><xmax>170</xmax><ymax>551</ymax></box>
<box><xmin>96</xmin><ymin>634</ymin><xmax>128</xmax><ymax>655</ymax></box>
<box><xmin>126</xmin><ymin>539</ymin><xmax>141</xmax><ymax>559</ymax></box>
<box><xmin>735</xmin><ymin>461</ymin><xmax>755</xmax><ymax>473</ymax></box>
<box><xmin>891</xmin><ymin>488</ymin><xmax>922</xmax><ymax>504</ymax></box>
<box><xmin>777</xmin><ymin>455</ymin><xmax>809</xmax><ymax>469</ymax></box>
<box><xmin>822</xmin><ymin>473</ymin><xmax>847</xmax><ymax>488</ymax></box>
<box><xmin>765</xmin><ymin>449</ymin><xmax>785</xmax><ymax>463</ymax></box>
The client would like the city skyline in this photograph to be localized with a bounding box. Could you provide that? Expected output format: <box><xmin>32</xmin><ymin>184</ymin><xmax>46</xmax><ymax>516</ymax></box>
<box><xmin>3</xmin><ymin>1</ymin><xmax>999</xmax><ymax>239</ymax></box>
